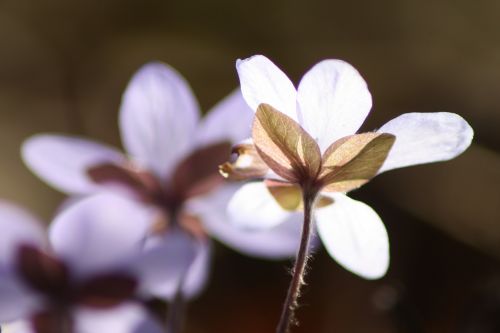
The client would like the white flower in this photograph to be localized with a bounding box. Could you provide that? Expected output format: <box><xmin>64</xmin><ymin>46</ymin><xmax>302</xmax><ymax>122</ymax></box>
<box><xmin>224</xmin><ymin>55</ymin><xmax>474</xmax><ymax>279</ymax></box>
<box><xmin>22</xmin><ymin>62</ymin><xmax>306</xmax><ymax>299</ymax></box>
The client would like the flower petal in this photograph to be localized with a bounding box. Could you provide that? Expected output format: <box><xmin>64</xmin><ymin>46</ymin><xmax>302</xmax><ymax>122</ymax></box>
<box><xmin>226</xmin><ymin>182</ymin><xmax>292</xmax><ymax>230</ymax></box>
<box><xmin>0</xmin><ymin>273</ymin><xmax>40</xmax><ymax>322</ymax></box>
<box><xmin>315</xmin><ymin>193</ymin><xmax>389</xmax><ymax>279</ymax></box>
<box><xmin>49</xmin><ymin>194</ymin><xmax>154</xmax><ymax>280</ymax></box>
<box><xmin>0</xmin><ymin>201</ymin><xmax>46</xmax><ymax>268</ymax></box>
<box><xmin>136</xmin><ymin>229</ymin><xmax>197</xmax><ymax>301</ymax></box>
<box><xmin>297</xmin><ymin>60</ymin><xmax>372</xmax><ymax>152</ymax></box>
<box><xmin>377</xmin><ymin>112</ymin><xmax>474</xmax><ymax>173</ymax></box>
<box><xmin>181</xmin><ymin>239</ymin><xmax>211</xmax><ymax>299</ymax></box>
<box><xmin>187</xmin><ymin>185</ymin><xmax>303</xmax><ymax>259</ymax></box>
<box><xmin>22</xmin><ymin>135</ymin><xmax>124</xmax><ymax>195</ymax></box>
<box><xmin>195</xmin><ymin>89</ymin><xmax>254</xmax><ymax>146</ymax></box>
<box><xmin>74</xmin><ymin>303</ymin><xmax>163</xmax><ymax>333</ymax></box>
<box><xmin>236</xmin><ymin>55</ymin><xmax>298</xmax><ymax>120</ymax></box>
<box><xmin>119</xmin><ymin>62</ymin><xmax>200</xmax><ymax>179</ymax></box>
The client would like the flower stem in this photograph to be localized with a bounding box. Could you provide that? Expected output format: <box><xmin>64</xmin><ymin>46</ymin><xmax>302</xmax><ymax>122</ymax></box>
<box><xmin>166</xmin><ymin>278</ymin><xmax>187</xmax><ymax>333</ymax></box>
<box><xmin>276</xmin><ymin>189</ymin><xmax>317</xmax><ymax>333</ymax></box>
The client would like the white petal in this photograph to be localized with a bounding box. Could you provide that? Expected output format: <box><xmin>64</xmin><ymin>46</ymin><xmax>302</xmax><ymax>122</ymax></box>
<box><xmin>136</xmin><ymin>229</ymin><xmax>196</xmax><ymax>301</ymax></box>
<box><xmin>315</xmin><ymin>193</ymin><xmax>389</xmax><ymax>279</ymax></box>
<box><xmin>187</xmin><ymin>185</ymin><xmax>303</xmax><ymax>259</ymax></box>
<box><xmin>377</xmin><ymin>112</ymin><xmax>474</xmax><ymax>173</ymax></box>
<box><xmin>236</xmin><ymin>55</ymin><xmax>298</xmax><ymax>120</ymax></box>
<box><xmin>0</xmin><ymin>201</ymin><xmax>46</xmax><ymax>268</ymax></box>
<box><xmin>227</xmin><ymin>182</ymin><xmax>292</xmax><ymax>230</ymax></box>
<box><xmin>195</xmin><ymin>89</ymin><xmax>254</xmax><ymax>146</ymax></box>
<box><xmin>0</xmin><ymin>273</ymin><xmax>39</xmax><ymax>322</ymax></box>
<box><xmin>1</xmin><ymin>320</ymin><xmax>35</xmax><ymax>333</ymax></box>
<box><xmin>74</xmin><ymin>303</ymin><xmax>163</xmax><ymax>333</ymax></box>
<box><xmin>297</xmin><ymin>60</ymin><xmax>372</xmax><ymax>152</ymax></box>
<box><xmin>49</xmin><ymin>194</ymin><xmax>154</xmax><ymax>280</ymax></box>
<box><xmin>119</xmin><ymin>62</ymin><xmax>200</xmax><ymax>179</ymax></box>
<box><xmin>22</xmin><ymin>135</ymin><xmax>124</xmax><ymax>195</ymax></box>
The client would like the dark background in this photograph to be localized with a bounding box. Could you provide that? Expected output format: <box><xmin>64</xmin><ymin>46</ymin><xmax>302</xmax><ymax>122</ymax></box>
<box><xmin>0</xmin><ymin>0</ymin><xmax>499</xmax><ymax>332</ymax></box>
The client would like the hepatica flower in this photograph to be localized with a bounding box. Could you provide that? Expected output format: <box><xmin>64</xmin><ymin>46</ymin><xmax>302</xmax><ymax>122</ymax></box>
<box><xmin>0</xmin><ymin>195</ymin><xmax>171</xmax><ymax>333</ymax></box>
<box><xmin>221</xmin><ymin>55</ymin><xmax>473</xmax><ymax>332</ymax></box>
<box><xmin>22</xmin><ymin>62</ymin><xmax>305</xmax><ymax>300</ymax></box>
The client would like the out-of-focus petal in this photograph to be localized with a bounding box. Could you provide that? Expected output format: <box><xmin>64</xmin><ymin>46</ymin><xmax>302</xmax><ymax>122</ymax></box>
<box><xmin>22</xmin><ymin>134</ymin><xmax>124</xmax><ymax>195</ymax></box>
<box><xmin>119</xmin><ymin>62</ymin><xmax>200</xmax><ymax>179</ymax></box>
<box><xmin>187</xmin><ymin>186</ymin><xmax>304</xmax><ymax>259</ymax></box>
<box><xmin>315</xmin><ymin>193</ymin><xmax>389</xmax><ymax>280</ymax></box>
<box><xmin>377</xmin><ymin>112</ymin><xmax>474</xmax><ymax>173</ymax></box>
<box><xmin>0</xmin><ymin>201</ymin><xmax>46</xmax><ymax>268</ymax></box>
<box><xmin>49</xmin><ymin>194</ymin><xmax>154</xmax><ymax>280</ymax></box>
<box><xmin>136</xmin><ymin>229</ymin><xmax>196</xmax><ymax>301</ymax></box>
<box><xmin>236</xmin><ymin>55</ymin><xmax>298</xmax><ymax>120</ymax></box>
<box><xmin>74</xmin><ymin>303</ymin><xmax>163</xmax><ymax>333</ymax></box>
<box><xmin>1</xmin><ymin>320</ymin><xmax>35</xmax><ymax>333</ymax></box>
<box><xmin>181</xmin><ymin>239</ymin><xmax>211</xmax><ymax>299</ymax></box>
<box><xmin>0</xmin><ymin>273</ymin><xmax>40</xmax><ymax>322</ymax></box>
<box><xmin>226</xmin><ymin>182</ymin><xmax>292</xmax><ymax>230</ymax></box>
<box><xmin>195</xmin><ymin>89</ymin><xmax>253</xmax><ymax>146</ymax></box>
<box><xmin>297</xmin><ymin>60</ymin><xmax>372</xmax><ymax>152</ymax></box>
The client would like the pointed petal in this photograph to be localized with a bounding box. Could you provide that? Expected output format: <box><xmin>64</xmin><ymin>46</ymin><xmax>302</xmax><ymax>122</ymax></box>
<box><xmin>49</xmin><ymin>194</ymin><xmax>154</xmax><ymax>280</ymax></box>
<box><xmin>74</xmin><ymin>303</ymin><xmax>163</xmax><ymax>333</ymax></box>
<box><xmin>0</xmin><ymin>273</ymin><xmax>40</xmax><ymax>322</ymax></box>
<box><xmin>297</xmin><ymin>60</ymin><xmax>372</xmax><ymax>152</ymax></box>
<box><xmin>236</xmin><ymin>55</ymin><xmax>298</xmax><ymax>120</ymax></box>
<box><xmin>377</xmin><ymin>112</ymin><xmax>474</xmax><ymax>173</ymax></box>
<box><xmin>226</xmin><ymin>182</ymin><xmax>292</xmax><ymax>230</ymax></box>
<box><xmin>315</xmin><ymin>193</ymin><xmax>389</xmax><ymax>279</ymax></box>
<box><xmin>195</xmin><ymin>89</ymin><xmax>254</xmax><ymax>146</ymax></box>
<box><xmin>253</xmin><ymin>104</ymin><xmax>322</xmax><ymax>182</ymax></box>
<box><xmin>187</xmin><ymin>185</ymin><xmax>303</xmax><ymax>259</ymax></box>
<box><xmin>22</xmin><ymin>135</ymin><xmax>124</xmax><ymax>195</ymax></box>
<box><xmin>0</xmin><ymin>201</ymin><xmax>46</xmax><ymax>268</ymax></box>
<box><xmin>119</xmin><ymin>62</ymin><xmax>200</xmax><ymax>179</ymax></box>
<box><xmin>136</xmin><ymin>229</ymin><xmax>196</xmax><ymax>301</ymax></box>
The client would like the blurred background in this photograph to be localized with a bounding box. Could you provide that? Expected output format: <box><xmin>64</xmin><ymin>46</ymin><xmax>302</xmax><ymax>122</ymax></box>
<box><xmin>0</xmin><ymin>0</ymin><xmax>499</xmax><ymax>332</ymax></box>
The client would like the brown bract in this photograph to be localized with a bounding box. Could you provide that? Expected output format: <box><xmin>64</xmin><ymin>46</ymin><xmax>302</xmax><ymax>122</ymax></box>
<box><xmin>87</xmin><ymin>141</ymin><xmax>230</xmax><ymax>239</ymax></box>
<box><xmin>220</xmin><ymin>103</ymin><xmax>396</xmax><ymax>205</ymax></box>
<box><xmin>219</xmin><ymin>142</ymin><xmax>269</xmax><ymax>180</ymax></box>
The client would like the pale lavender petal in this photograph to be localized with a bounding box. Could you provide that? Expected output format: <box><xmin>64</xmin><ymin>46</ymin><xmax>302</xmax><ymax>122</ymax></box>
<box><xmin>119</xmin><ymin>62</ymin><xmax>200</xmax><ymax>179</ymax></box>
<box><xmin>0</xmin><ymin>273</ymin><xmax>40</xmax><ymax>322</ymax></box>
<box><xmin>136</xmin><ymin>229</ymin><xmax>196</xmax><ymax>301</ymax></box>
<box><xmin>0</xmin><ymin>201</ymin><xmax>46</xmax><ymax>268</ymax></box>
<box><xmin>377</xmin><ymin>112</ymin><xmax>474</xmax><ymax>173</ymax></box>
<box><xmin>22</xmin><ymin>134</ymin><xmax>124</xmax><ymax>195</ymax></box>
<box><xmin>195</xmin><ymin>89</ymin><xmax>254</xmax><ymax>146</ymax></box>
<box><xmin>49</xmin><ymin>193</ymin><xmax>154</xmax><ymax>280</ymax></box>
<box><xmin>315</xmin><ymin>193</ymin><xmax>389</xmax><ymax>280</ymax></box>
<box><xmin>297</xmin><ymin>60</ymin><xmax>372</xmax><ymax>152</ymax></box>
<box><xmin>236</xmin><ymin>55</ymin><xmax>298</xmax><ymax>120</ymax></box>
<box><xmin>0</xmin><ymin>320</ymin><xmax>35</xmax><ymax>333</ymax></box>
<box><xmin>187</xmin><ymin>186</ymin><xmax>303</xmax><ymax>259</ymax></box>
<box><xmin>226</xmin><ymin>182</ymin><xmax>292</xmax><ymax>230</ymax></box>
<box><xmin>181</xmin><ymin>239</ymin><xmax>211</xmax><ymax>299</ymax></box>
<box><xmin>74</xmin><ymin>303</ymin><xmax>163</xmax><ymax>333</ymax></box>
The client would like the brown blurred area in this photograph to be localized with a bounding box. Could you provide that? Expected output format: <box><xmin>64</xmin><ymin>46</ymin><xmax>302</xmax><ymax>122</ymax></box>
<box><xmin>1</xmin><ymin>0</ymin><xmax>499</xmax><ymax>332</ymax></box>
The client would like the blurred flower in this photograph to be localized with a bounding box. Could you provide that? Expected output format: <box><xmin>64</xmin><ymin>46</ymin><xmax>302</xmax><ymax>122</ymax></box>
<box><xmin>0</xmin><ymin>195</ymin><xmax>172</xmax><ymax>333</ymax></box>
<box><xmin>22</xmin><ymin>62</ymin><xmax>306</xmax><ymax>299</ymax></box>
<box><xmin>222</xmin><ymin>55</ymin><xmax>474</xmax><ymax>279</ymax></box>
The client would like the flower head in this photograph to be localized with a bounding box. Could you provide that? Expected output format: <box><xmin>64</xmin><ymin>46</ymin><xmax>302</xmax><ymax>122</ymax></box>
<box><xmin>0</xmin><ymin>195</ymin><xmax>172</xmax><ymax>332</ymax></box>
<box><xmin>22</xmin><ymin>62</ymin><xmax>307</xmax><ymax>299</ymax></box>
<box><xmin>222</xmin><ymin>55</ymin><xmax>474</xmax><ymax>279</ymax></box>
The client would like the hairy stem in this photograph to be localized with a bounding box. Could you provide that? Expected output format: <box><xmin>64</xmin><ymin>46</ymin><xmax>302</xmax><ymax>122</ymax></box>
<box><xmin>276</xmin><ymin>189</ymin><xmax>317</xmax><ymax>333</ymax></box>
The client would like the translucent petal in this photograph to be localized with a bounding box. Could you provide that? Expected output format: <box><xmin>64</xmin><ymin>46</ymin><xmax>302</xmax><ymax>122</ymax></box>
<box><xmin>297</xmin><ymin>60</ymin><xmax>372</xmax><ymax>152</ymax></box>
<box><xmin>119</xmin><ymin>62</ymin><xmax>200</xmax><ymax>179</ymax></box>
<box><xmin>315</xmin><ymin>193</ymin><xmax>389</xmax><ymax>279</ymax></box>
